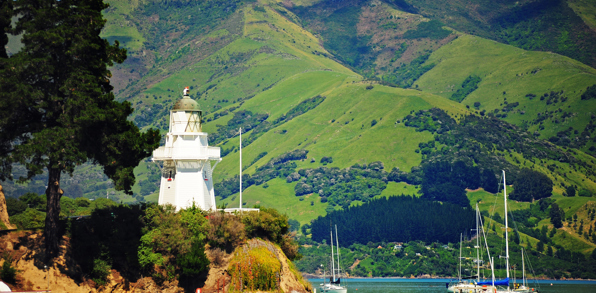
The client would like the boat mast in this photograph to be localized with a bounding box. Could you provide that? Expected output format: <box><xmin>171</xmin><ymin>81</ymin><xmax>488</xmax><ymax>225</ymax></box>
<box><xmin>459</xmin><ymin>233</ymin><xmax>462</xmax><ymax>281</ymax></box>
<box><xmin>503</xmin><ymin>170</ymin><xmax>510</xmax><ymax>289</ymax></box>
<box><xmin>478</xmin><ymin>206</ymin><xmax>495</xmax><ymax>284</ymax></box>
<box><xmin>330</xmin><ymin>229</ymin><xmax>336</xmax><ymax>282</ymax></box>
<box><xmin>476</xmin><ymin>203</ymin><xmax>481</xmax><ymax>283</ymax></box>
<box><xmin>522</xmin><ymin>248</ymin><xmax>526</xmax><ymax>288</ymax></box>
<box><xmin>239</xmin><ymin>127</ymin><xmax>242</xmax><ymax>210</ymax></box>
<box><xmin>335</xmin><ymin>225</ymin><xmax>341</xmax><ymax>280</ymax></box>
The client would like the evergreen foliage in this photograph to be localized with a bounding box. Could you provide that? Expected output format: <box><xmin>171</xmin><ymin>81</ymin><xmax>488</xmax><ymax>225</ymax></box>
<box><xmin>0</xmin><ymin>0</ymin><xmax>160</xmax><ymax>258</ymax></box>
<box><xmin>450</xmin><ymin>75</ymin><xmax>481</xmax><ymax>102</ymax></box>
<box><xmin>9</xmin><ymin>208</ymin><xmax>45</xmax><ymax>229</ymax></box>
<box><xmin>510</xmin><ymin>168</ymin><xmax>553</xmax><ymax>202</ymax></box>
<box><xmin>403</xmin><ymin>20</ymin><xmax>452</xmax><ymax>40</ymax></box>
<box><xmin>5</xmin><ymin>197</ymin><xmax>26</xmax><ymax>216</ymax></box>
<box><xmin>581</xmin><ymin>85</ymin><xmax>596</xmax><ymax>100</ymax></box>
<box><xmin>311</xmin><ymin>196</ymin><xmax>475</xmax><ymax>245</ymax></box>
<box><xmin>565</xmin><ymin>185</ymin><xmax>576</xmax><ymax>197</ymax></box>
<box><xmin>402</xmin><ymin>108</ymin><xmax>583</xmax><ymax>183</ymax></box>
<box><xmin>137</xmin><ymin>204</ymin><xmax>210</xmax><ymax>282</ymax></box>
<box><xmin>0</xmin><ymin>254</ymin><xmax>17</xmax><ymax>284</ymax></box>
<box><xmin>549</xmin><ymin>203</ymin><xmax>564</xmax><ymax>228</ymax></box>
<box><xmin>383</xmin><ymin>54</ymin><xmax>435</xmax><ymax>87</ymax></box>
<box><xmin>420</xmin><ymin>160</ymin><xmax>486</xmax><ymax>207</ymax></box>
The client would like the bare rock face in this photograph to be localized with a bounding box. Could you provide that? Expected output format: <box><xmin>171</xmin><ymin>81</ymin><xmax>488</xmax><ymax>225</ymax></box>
<box><xmin>0</xmin><ymin>184</ymin><xmax>16</xmax><ymax>230</ymax></box>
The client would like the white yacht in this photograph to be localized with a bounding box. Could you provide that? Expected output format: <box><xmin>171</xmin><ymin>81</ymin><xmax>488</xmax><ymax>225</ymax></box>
<box><xmin>320</xmin><ymin>225</ymin><xmax>347</xmax><ymax>293</ymax></box>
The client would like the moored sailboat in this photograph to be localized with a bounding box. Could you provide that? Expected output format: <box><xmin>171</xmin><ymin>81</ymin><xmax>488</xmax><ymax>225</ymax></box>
<box><xmin>320</xmin><ymin>225</ymin><xmax>347</xmax><ymax>293</ymax></box>
<box><xmin>447</xmin><ymin>205</ymin><xmax>497</xmax><ymax>293</ymax></box>
<box><xmin>490</xmin><ymin>171</ymin><xmax>538</xmax><ymax>293</ymax></box>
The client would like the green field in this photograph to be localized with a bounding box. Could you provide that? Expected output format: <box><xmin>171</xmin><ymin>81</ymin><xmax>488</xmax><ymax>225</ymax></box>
<box><xmin>217</xmin><ymin>178</ymin><xmax>328</xmax><ymax>225</ymax></box>
<box><xmin>414</xmin><ymin>34</ymin><xmax>596</xmax><ymax>140</ymax></box>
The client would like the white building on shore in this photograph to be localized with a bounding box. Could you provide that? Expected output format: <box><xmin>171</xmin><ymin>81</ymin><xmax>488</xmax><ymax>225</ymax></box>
<box><xmin>152</xmin><ymin>87</ymin><xmax>221</xmax><ymax>211</ymax></box>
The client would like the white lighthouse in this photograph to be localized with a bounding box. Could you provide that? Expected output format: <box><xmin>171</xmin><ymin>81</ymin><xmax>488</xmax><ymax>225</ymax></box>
<box><xmin>152</xmin><ymin>87</ymin><xmax>221</xmax><ymax>211</ymax></box>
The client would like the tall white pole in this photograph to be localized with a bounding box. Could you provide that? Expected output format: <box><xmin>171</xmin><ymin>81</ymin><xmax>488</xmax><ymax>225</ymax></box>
<box><xmin>503</xmin><ymin>170</ymin><xmax>510</xmax><ymax>288</ymax></box>
<box><xmin>330</xmin><ymin>229</ymin><xmax>336</xmax><ymax>282</ymax></box>
<box><xmin>239</xmin><ymin>127</ymin><xmax>242</xmax><ymax>210</ymax></box>
<box><xmin>522</xmin><ymin>248</ymin><xmax>526</xmax><ymax>287</ymax></box>
<box><xmin>491</xmin><ymin>257</ymin><xmax>495</xmax><ymax>286</ymax></box>
<box><xmin>476</xmin><ymin>203</ymin><xmax>480</xmax><ymax>283</ymax></box>
<box><xmin>335</xmin><ymin>225</ymin><xmax>340</xmax><ymax>280</ymax></box>
<box><xmin>459</xmin><ymin>233</ymin><xmax>462</xmax><ymax>281</ymax></box>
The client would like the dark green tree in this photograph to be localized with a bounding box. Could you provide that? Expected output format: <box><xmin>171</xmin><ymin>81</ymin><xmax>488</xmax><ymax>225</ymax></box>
<box><xmin>547</xmin><ymin>245</ymin><xmax>553</xmax><ymax>257</ymax></box>
<box><xmin>0</xmin><ymin>0</ymin><xmax>159</xmax><ymax>259</ymax></box>
<box><xmin>0</xmin><ymin>0</ymin><xmax>11</xmax><ymax>59</ymax></box>
<box><xmin>5</xmin><ymin>197</ymin><xmax>27</xmax><ymax>216</ymax></box>
<box><xmin>536</xmin><ymin>240</ymin><xmax>544</xmax><ymax>252</ymax></box>
<box><xmin>510</xmin><ymin>168</ymin><xmax>553</xmax><ymax>202</ymax></box>
<box><xmin>550</xmin><ymin>203</ymin><xmax>563</xmax><ymax>228</ymax></box>
<box><xmin>565</xmin><ymin>185</ymin><xmax>576</xmax><ymax>197</ymax></box>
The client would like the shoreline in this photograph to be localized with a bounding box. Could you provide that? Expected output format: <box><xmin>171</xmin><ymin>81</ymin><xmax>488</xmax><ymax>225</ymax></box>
<box><xmin>302</xmin><ymin>274</ymin><xmax>596</xmax><ymax>282</ymax></box>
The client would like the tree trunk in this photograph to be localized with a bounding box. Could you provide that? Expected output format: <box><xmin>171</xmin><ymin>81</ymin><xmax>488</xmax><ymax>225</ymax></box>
<box><xmin>44</xmin><ymin>166</ymin><xmax>63</xmax><ymax>260</ymax></box>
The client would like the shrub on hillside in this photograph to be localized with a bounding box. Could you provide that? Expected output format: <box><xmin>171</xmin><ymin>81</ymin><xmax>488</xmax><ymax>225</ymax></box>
<box><xmin>510</xmin><ymin>168</ymin><xmax>553</xmax><ymax>202</ymax></box>
<box><xmin>581</xmin><ymin>84</ymin><xmax>596</xmax><ymax>100</ymax></box>
<box><xmin>320</xmin><ymin>156</ymin><xmax>333</xmax><ymax>165</ymax></box>
<box><xmin>228</xmin><ymin>244</ymin><xmax>281</xmax><ymax>291</ymax></box>
<box><xmin>206</xmin><ymin>212</ymin><xmax>246</xmax><ymax>252</ymax></box>
<box><xmin>90</xmin><ymin>258</ymin><xmax>111</xmax><ymax>286</ymax></box>
<box><xmin>10</xmin><ymin>208</ymin><xmax>45</xmax><ymax>229</ymax></box>
<box><xmin>5</xmin><ymin>197</ymin><xmax>26</xmax><ymax>216</ymax></box>
<box><xmin>0</xmin><ymin>254</ymin><xmax>17</xmax><ymax>284</ymax></box>
<box><xmin>578</xmin><ymin>189</ymin><xmax>593</xmax><ymax>197</ymax></box>
<box><xmin>138</xmin><ymin>204</ymin><xmax>210</xmax><ymax>282</ymax></box>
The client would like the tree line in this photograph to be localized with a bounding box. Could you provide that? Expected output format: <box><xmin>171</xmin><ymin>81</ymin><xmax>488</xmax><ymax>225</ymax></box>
<box><xmin>310</xmin><ymin>195</ymin><xmax>475</xmax><ymax>245</ymax></box>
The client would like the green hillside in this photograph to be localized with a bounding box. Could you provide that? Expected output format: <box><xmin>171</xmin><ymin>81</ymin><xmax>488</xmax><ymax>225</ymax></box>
<box><xmin>414</xmin><ymin>34</ymin><xmax>596</xmax><ymax>152</ymax></box>
<box><xmin>4</xmin><ymin>0</ymin><xmax>596</xmax><ymax>271</ymax></box>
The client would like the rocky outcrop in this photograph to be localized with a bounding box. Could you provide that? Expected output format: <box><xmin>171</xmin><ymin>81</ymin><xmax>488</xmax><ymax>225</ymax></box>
<box><xmin>0</xmin><ymin>184</ymin><xmax>16</xmax><ymax>230</ymax></box>
<box><xmin>0</xmin><ymin>231</ymin><xmax>311</xmax><ymax>293</ymax></box>
<box><xmin>201</xmin><ymin>239</ymin><xmax>312</xmax><ymax>293</ymax></box>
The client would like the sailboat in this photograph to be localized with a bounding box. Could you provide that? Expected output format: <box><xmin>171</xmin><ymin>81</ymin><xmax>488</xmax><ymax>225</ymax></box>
<box><xmin>446</xmin><ymin>234</ymin><xmax>477</xmax><ymax>292</ymax></box>
<box><xmin>512</xmin><ymin>248</ymin><xmax>532</xmax><ymax>292</ymax></box>
<box><xmin>483</xmin><ymin>171</ymin><xmax>537</xmax><ymax>293</ymax></box>
<box><xmin>447</xmin><ymin>205</ymin><xmax>497</xmax><ymax>293</ymax></box>
<box><xmin>320</xmin><ymin>225</ymin><xmax>347</xmax><ymax>293</ymax></box>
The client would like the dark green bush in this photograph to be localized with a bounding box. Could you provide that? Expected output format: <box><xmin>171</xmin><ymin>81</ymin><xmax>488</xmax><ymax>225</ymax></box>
<box><xmin>91</xmin><ymin>258</ymin><xmax>111</xmax><ymax>286</ymax></box>
<box><xmin>0</xmin><ymin>254</ymin><xmax>17</xmax><ymax>284</ymax></box>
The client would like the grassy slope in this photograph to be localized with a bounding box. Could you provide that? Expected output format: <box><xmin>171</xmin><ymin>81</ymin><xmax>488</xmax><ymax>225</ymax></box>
<box><xmin>568</xmin><ymin>0</ymin><xmax>596</xmax><ymax>31</ymax></box>
<box><xmin>219</xmin><ymin>178</ymin><xmax>327</xmax><ymax>225</ymax></box>
<box><xmin>414</xmin><ymin>34</ymin><xmax>596</xmax><ymax>139</ymax></box>
<box><xmin>102</xmin><ymin>0</ymin><xmax>145</xmax><ymax>50</ymax></box>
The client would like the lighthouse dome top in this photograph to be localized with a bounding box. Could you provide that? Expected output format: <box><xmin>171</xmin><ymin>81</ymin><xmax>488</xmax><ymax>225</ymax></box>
<box><xmin>173</xmin><ymin>96</ymin><xmax>200</xmax><ymax>111</ymax></box>
<box><xmin>173</xmin><ymin>87</ymin><xmax>200</xmax><ymax>111</ymax></box>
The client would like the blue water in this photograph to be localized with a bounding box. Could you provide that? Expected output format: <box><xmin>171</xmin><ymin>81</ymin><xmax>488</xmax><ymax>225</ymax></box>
<box><xmin>307</xmin><ymin>278</ymin><xmax>596</xmax><ymax>293</ymax></box>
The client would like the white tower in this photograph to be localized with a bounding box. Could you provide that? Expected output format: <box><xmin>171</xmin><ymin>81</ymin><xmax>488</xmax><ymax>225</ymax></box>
<box><xmin>152</xmin><ymin>87</ymin><xmax>221</xmax><ymax>211</ymax></box>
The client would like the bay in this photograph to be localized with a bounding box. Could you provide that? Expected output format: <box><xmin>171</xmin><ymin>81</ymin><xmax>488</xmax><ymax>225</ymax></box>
<box><xmin>307</xmin><ymin>278</ymin><xmax>596</xmax><ymax>293</ymax></box>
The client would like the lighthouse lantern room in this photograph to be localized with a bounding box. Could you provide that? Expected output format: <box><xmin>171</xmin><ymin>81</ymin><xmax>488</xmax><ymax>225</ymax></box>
<box><xmin>152</xmin><ymin>87</ymin><xmax>221</xmax><ymax>211</ymax></box>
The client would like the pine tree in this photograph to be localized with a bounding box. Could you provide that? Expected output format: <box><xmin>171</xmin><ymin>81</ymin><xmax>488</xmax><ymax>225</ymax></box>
<box><xmin>0</xmin><ymin>0</ymin><xmax>159</xmax><ymax>259</ymax></box>
<box><xmin>536</xmin><ymin>241</ymin><xmax>544</xmax><ymax>252</ymax></box>
<box><xmin>547</xmin><ymin>245</ymin><xmax>553</xmax><ymax>257</ymax></box>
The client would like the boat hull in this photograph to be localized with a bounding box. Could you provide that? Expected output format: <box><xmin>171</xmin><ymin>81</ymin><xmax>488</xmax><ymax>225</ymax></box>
<box><xmin>320</xmin><ymin>287</ymin><xmax>347</xmax><ymax>293</ymax></box>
